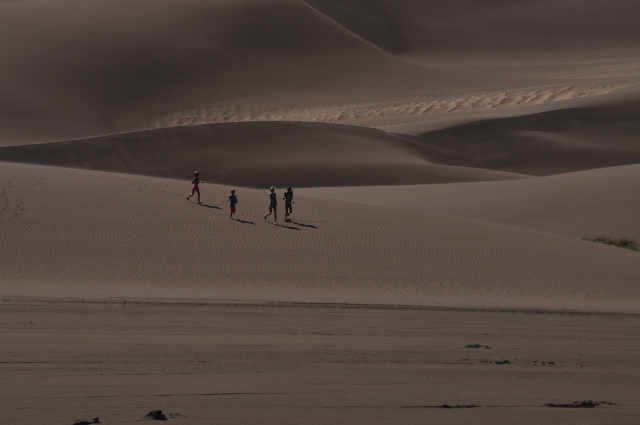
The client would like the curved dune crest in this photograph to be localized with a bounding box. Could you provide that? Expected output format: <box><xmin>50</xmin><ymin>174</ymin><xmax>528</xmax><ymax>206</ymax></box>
<box><xmin>0</xmin><ymin>0</ymin><xmax>452</xmax><ymax>144</ymax></box>
<box><xmin>0</xmin><ymin>121</ymin><xmax>526</xmax><ymax>187</ymax></box>
<box><xmin>412</xmin><ymin>93</ymin><xmax>640</xmax><ymax>175</ymax></box>
<box><xmin>303</xmin><ymin>0</ymin><xmax>640</xmax><ymax>63</ymax></box>
<box><xmin>3</xmin><ymin>0</ymin><xmax>638</xmax><ymax>145</ymax></box>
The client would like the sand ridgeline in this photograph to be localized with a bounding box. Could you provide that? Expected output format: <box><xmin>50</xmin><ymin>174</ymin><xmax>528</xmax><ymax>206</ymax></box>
<box><xmin>2</xmin><ymin>0</ymin><xmax>639</xmax><ymax>145</ymax></box>
<box><xmin>0</xmin><ymin>0</ymin><xmax>457</xmax><ymax>145</ymax></box>
<box><xmin>0</xmin><ymin>121</ymin><xmax>527</xmax><ymax>188</ymax></box>
<box><xmin>412</xmin><ymin>90</ymin><xmax>640</xmax><ymax>175</ymax></box>
<box><xmin>304</xmin><ymin>0</ymin><xmax>640</xmax><ymax>65</ymax></box>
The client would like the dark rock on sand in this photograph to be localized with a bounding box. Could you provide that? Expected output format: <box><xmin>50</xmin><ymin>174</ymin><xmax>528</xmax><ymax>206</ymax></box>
<box><xmin>73</xmin><ymin>418</ymin><xmax>100</xmax><ymax>425</ymax></box>
<box><xmin>545</xmin><ymin>400</ymin><xmax>599</xmax><ymax>408</ymax></box>
<box><xmin>442</xmin><ymin>404</ymin><xmax>477</xmax><ymax>408</ymax></box>
<box><xmin>146</xmin><ymin>410</ymin><xmax>168</xmax><ymax>420</ymax></box>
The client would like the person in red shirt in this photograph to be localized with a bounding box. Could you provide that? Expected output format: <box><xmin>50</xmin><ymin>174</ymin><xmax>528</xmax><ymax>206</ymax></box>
<box><xmin>186</xmin><ymin>171</ymin><xmax>203</xmax><ymax>204</ymax></box>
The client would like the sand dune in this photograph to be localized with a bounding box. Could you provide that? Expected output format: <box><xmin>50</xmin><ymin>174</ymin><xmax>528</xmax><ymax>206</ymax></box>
<box><xmin>411</xmin><ymin>90</ymin><xmax>640</xmax><ymax>175</ymax></box>
<box><xmin>1</xmin><ymin>0</ymin><xmax>639</xmax><ymax>312</ymax></box>
<box><xmin>304</xmin><ymin>0</ymin><xmax>640</xmax><ymax>66</ymax></box>
<box><xmin>155</xmin><ymin>82</ymin><xmax>633</xmax><ymax>129</ymax></box>
<box><xmin>0</xmin><ymin>121</ymin><xmax>526</xmax><ymax>187</ymax></box>
<box><xmin>0</xmin><ymin>0</ymin><xmax>455</xmax><ymax>145</ymax></box>
<box><xmin>4</xmin><ymin>90</ymin><xmax>640</xmax><ymax>186</ymax></box>
<box><xmin>3</xmin><ymin>0</ymin><xmax>639</xmax><ymax>145</ymax></box>
<box><xmin>305</xmin><ymin>163</ymin><xmax>640</xmax><ymax>241</ymax></box>
<box><xmin>2</xmin><ymin>161</ymin><xmax>640</xmax><ymax>312</ymax></box>
<box><xmin>3</xmin><ymin>2</ymin><xmax>640</xmax><ymax>423</ymax></box>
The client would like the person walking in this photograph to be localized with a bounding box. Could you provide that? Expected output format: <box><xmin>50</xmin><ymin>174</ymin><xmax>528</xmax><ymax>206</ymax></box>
<box><xmin>228</xmin><ymin>190</ymin><xmax>238</xmax><ymax>219</ymax></box>
<box><xmin>264</xmin><ymin>187</ymin><xmax>277</xmax><ymax>224</ymax></box>
<box><xmin>186</xmin><ymin>171</ymin><xmax>203</xmax><ymax>204</ymax></box>
<box><xmin>283</xmin><ymin>187</ymin><xmax>294</xmax><ymax>222</ymax></box>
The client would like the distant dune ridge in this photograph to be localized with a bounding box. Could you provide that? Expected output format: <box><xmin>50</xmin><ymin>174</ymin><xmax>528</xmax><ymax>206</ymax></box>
<box><xmin>2</xmin><ymin>93</ymin><xmax>640</xmax><ymax>185</ymax></box>
<box><xmin>414</xmin><ymin>91</ymin><xmax>640</xmax><ymax>175</ymax></box>
<box><xmin>0</xmin><ymin>0</ymin><xmax>453</xmax><ymax>144</ymax></box>
<box><xmin>0</xmin><ymin>121</ymin><xmax>526</xmax><ymax>187</ymax></box>
<box><xmin>2</xmin><ymin>0</ymin><xmax>639</xmax><ymax>144</ymax></box>
<box><xmin>1</xmin><ymin>0</ymin><xmax>640</xmax><ymax>312</ymax></box>
<box><xmin>303</xmin><ymin>0</ymin><xmax>640</xmax><ymax>63</ymax></box>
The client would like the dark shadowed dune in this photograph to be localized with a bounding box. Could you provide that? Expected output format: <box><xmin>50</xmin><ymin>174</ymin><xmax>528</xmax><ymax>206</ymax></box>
<box><xmin>0</xmin><ymin>121</ymin><xmax>524</xmax><ymax>187</ymax></box>
<box><xmin>3</xmin><ymin>0</ymin><xmax>639</xmax><ymax>145</ymax></box>
<box><xmin>0</xmin><ymin>0</ymin><xmax>457</xmax><ymax>145</ymax></box>
<box><xmin>303</xmin><ymin>0</ymin><xmax>640</xmax><ymax>65</ymax></box>
<box><xmin>3</xmin><ymin>92</ymin><xmax>640</xmax><ymax>186</ymax></box>
<box><xmin>411</xmin><ymin>93</ymin><xmax>640</xmax><ymax>175</ymax></box>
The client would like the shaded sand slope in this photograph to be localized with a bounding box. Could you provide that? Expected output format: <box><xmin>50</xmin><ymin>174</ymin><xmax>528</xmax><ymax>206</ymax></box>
<box><xmin>304</xmin><ymin>164</ymin><xmax>640</xmax><ymax>241</ymax></box>
<box><xmin>5</xmin><ymin>92</ymin><xmax>640</xmax><ymax>187</ymax></box>
<box><xmin>0</xmin><ymin>122</ymin><xmax>525</xmax><ymax>187</ymax></box>
<box><xmin>304</xmin><ymin>0</ymin><xmax>640</xmax><ymax>68</ymax></box>
<box><xmin>2</xmin><ymin>161</ymin><xmax>640</xmax><ymax>312</ymax></box>
<box><xmin>0</xmin><ymin>0</ymin><xmax>460</xmax><ymax>145</ymax></box>
<box><xmin>3</xmin><ymin>0</ymin><xmax>639</xmax><ymax>145</ymax></box>
<box><xmin>412</xmin><ymin>91</ymin><xmax>640</xmax><ymax>175</ymax></box>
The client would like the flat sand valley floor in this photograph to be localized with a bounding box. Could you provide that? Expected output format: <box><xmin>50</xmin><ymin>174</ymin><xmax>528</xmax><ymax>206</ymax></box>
<box><xmin>1</xmin><ymin>298</ymin><xmax>639</xmax><ymax>425</ymax></box>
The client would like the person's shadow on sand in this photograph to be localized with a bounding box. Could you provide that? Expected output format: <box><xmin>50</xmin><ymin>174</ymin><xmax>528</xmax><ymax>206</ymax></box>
<box><xmin>291</xmin><ymin>221</ymin><xmax>317</xmax><ymax>229</ymax></box>
<box><xmin>199</xmin><ymin>203</ymin><xmax>221</xmax><ymax>210</ymax></box>
<box><xmin>277</xmin><ymin>224</ymin><xmax>301</xmax><ymax>230</ymax></box>
<box><xmin>236</xmin><ymin>219</ymin><xmax>256</xmax><ymax>225</ymax></box>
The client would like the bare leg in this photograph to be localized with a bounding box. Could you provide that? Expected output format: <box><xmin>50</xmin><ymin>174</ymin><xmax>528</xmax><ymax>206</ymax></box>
<box><xmin>264</xmin><ymin>205</ymin><xmax>277</xmax><ymax>223</ymax></box>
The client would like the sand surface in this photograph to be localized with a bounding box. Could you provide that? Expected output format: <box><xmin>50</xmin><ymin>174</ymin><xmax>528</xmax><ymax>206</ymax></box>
<box><xmin>2</xmin><ymin>299</ymin><xmax>639</xmax><ymax>425</ymax></box>
<box><xmin>3</xmin><ymin>160</ymin><xmax>640</xmax><ymax>312</ymax></box>
<box><xmin>2</xmin><ymin>1</ymin><xmax>640</xmax><ymax>423</ymax></box>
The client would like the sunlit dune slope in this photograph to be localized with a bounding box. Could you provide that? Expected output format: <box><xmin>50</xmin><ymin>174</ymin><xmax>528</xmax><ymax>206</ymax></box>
<box><xmin>304</xmin><ymin>164</ymin><xmax>640</xmax><ymax>241</ymax></box>
<box><xmin>2</xmin><ymin>161</ymin><xmax>640</xmax><ymax>312</ymax></box>
<box><xmin>0</xmin><ymin>122</ymin><xmax>524</xmax><ymax>187</ymax></box>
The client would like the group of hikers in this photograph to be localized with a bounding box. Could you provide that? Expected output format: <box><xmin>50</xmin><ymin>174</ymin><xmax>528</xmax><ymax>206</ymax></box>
<box><xmin>186</xmin><ymin>171</ymin><xmax>294</xmax><ymax>224</ymax></box>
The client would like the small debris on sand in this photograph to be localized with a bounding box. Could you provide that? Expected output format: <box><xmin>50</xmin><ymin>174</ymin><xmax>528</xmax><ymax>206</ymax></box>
<box><xmin>442</xmin><ymin>404</ymin><xmax>477</xmax><ymax>408</ymax></box>
<box><xmin>73</xmin><ymin>418</ymin><xmax>100</xmax><ymax>425</ymax></box>
<box><xmin>545</xmin><ymin>400</ymin><xmax>599</xmax><ymax>408</ymax></box>
<box><xmin>146</xmin><ymin>410</ymin><xmax>168</xmax><ymax>420</ymax></box>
